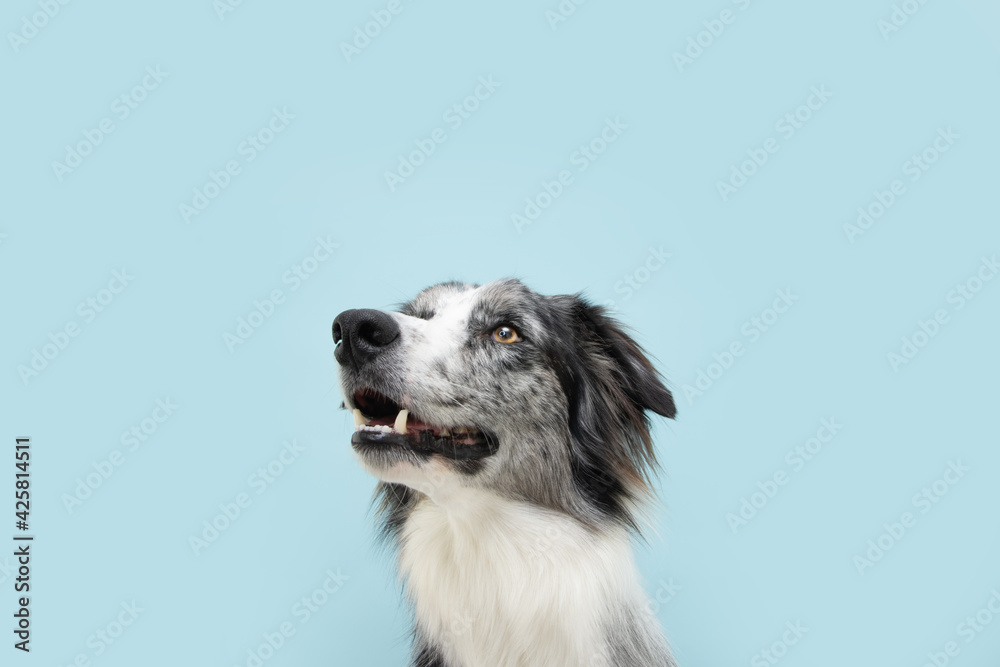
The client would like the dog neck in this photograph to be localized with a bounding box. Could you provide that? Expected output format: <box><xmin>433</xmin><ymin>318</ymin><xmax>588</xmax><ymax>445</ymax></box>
<box><xmin>397</xmin><ymin>479</ymin><xmax>652</xmax><ymax>667</ymax></box>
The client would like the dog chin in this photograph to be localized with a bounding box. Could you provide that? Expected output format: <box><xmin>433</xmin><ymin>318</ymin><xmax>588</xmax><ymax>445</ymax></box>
<box><xmin>355</xmin><ymin>453</ymin><xmax>463</xmax><ymax>501</ymax></box>
<box><xmin>352</xmin><ymin>444</ymin><xmax>425</xmax><ymax>478</ymax></box>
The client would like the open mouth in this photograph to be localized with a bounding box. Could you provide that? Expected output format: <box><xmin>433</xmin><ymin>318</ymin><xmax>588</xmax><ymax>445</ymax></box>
<box><xmin>350</xmin><ymin>389</ymin><xmax>498</xmax><ymax>461</ymax></box>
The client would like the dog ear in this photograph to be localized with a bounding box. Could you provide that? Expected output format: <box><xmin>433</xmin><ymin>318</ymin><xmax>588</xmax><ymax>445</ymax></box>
<box><xmin>571</xmin><ymin>298</ymin><xmax>676</xmax><ymax>420</ymax></box>
<box><xmin>547</xmin><ymin>295</ymin><xmax>675</xmax><ymax>522</ymax></box>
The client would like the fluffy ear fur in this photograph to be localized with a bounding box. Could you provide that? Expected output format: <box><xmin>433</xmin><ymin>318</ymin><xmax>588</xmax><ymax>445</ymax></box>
<box><xmin>548</xmin><ymin>296</ymin><xmax>676</xmax><ymax>526</ymax></box>
<box><xmin>574</xmin><ymin>299</ymin><xmax>676</xmax><ymax>420</ymax></box>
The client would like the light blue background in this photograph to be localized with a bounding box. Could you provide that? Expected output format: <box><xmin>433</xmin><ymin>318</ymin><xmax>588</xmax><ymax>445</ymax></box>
<box><xmin>3</xmin><ymin>0</ymin><xmax>999</xmax><ymax>665</ymax></box>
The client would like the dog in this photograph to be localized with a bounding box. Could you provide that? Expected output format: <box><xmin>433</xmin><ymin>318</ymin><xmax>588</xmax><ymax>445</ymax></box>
<box><xmin>333</xmin><ymin>279</ymin><xmax>679</xmax><ymax>667</ymax></box>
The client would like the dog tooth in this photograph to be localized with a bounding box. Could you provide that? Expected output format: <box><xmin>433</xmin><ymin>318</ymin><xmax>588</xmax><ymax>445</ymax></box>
<box><xmin>353</xmin><ymin>409</ymin><xmax>365</xmax><ymax>428</ymax></box>
<box><xmin>394</xmin><ymin>409</ymin><xmax>409</xmax><ymax>435</ymax></box>
<box><xmin>454</xmin><ymin>426</ymin><xmax>468</xmax><ymax>435</ymax></box>
<box><xmin>439</xmin><ymin>427</ymin><xmax>450</xmax><ymax>436</ymax></box>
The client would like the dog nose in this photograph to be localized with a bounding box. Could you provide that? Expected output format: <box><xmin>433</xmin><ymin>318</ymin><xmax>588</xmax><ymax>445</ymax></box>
<box><xmin>332</xmin><ymin>308</ymin><xmax>401</xmax><ymax>368</ymax></box>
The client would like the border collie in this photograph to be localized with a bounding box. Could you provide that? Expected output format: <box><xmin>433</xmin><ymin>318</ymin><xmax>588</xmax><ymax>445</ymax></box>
<box><xmin>333</xmin><ymin>279</ymin><xmax>679</xmax><ymax>667</ymax></box>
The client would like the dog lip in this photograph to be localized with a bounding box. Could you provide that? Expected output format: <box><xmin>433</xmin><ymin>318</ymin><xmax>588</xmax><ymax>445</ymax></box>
<box><xmin>351</xmin><ymin>428</ymin><xmax>499</xmax><ymax>461</ymax></box>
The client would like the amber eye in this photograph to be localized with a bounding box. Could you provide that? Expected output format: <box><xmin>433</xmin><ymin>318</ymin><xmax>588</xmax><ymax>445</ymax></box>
<box><xmin>492</xmin><ymin>326</ymin><xmax>522</xmax><ymax>344</ymax></box>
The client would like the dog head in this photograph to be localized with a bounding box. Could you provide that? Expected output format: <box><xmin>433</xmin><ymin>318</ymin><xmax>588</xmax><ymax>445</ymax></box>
<box><xmin>333</xmin><ymin>279</ymin><xmax>675</xmax><ymax>528</ymax></box>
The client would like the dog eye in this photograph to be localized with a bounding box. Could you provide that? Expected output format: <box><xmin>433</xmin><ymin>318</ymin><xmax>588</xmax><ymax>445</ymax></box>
<box><xmin>492</xmin><ymin>326</ymin><xmax>522</xmax><ymax>344</ymax></box>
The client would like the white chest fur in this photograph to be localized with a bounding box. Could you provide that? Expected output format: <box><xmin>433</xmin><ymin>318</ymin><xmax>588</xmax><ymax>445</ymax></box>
<box><xmin>399</xmin><ymin>488</ymin><xmax>644</xmax><ymax>667</ymax></box>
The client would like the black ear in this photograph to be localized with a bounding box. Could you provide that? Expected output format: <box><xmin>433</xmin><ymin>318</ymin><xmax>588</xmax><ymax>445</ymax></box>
<box><xmin>546</xmin><ymin>295</ymin><xmax>675</xmax><ymax>526</ymax></box>
<box><xmin>572</xmin><ymin>299</ymin><xmax>676</xmax><ymax>420</ymax></box>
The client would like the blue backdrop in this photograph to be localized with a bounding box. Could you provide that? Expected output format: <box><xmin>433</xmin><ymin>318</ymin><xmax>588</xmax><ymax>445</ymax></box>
<box><xmin>3</xmin><ymin>0</ymin><xmax>999</xmax><ymax>665</ymax></box>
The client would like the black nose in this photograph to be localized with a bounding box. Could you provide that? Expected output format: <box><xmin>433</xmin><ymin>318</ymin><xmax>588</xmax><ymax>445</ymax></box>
<box><xmin>332</xmin><ymin>308</ymin><xmax>400</xmax><ymax>368</ymax></box>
